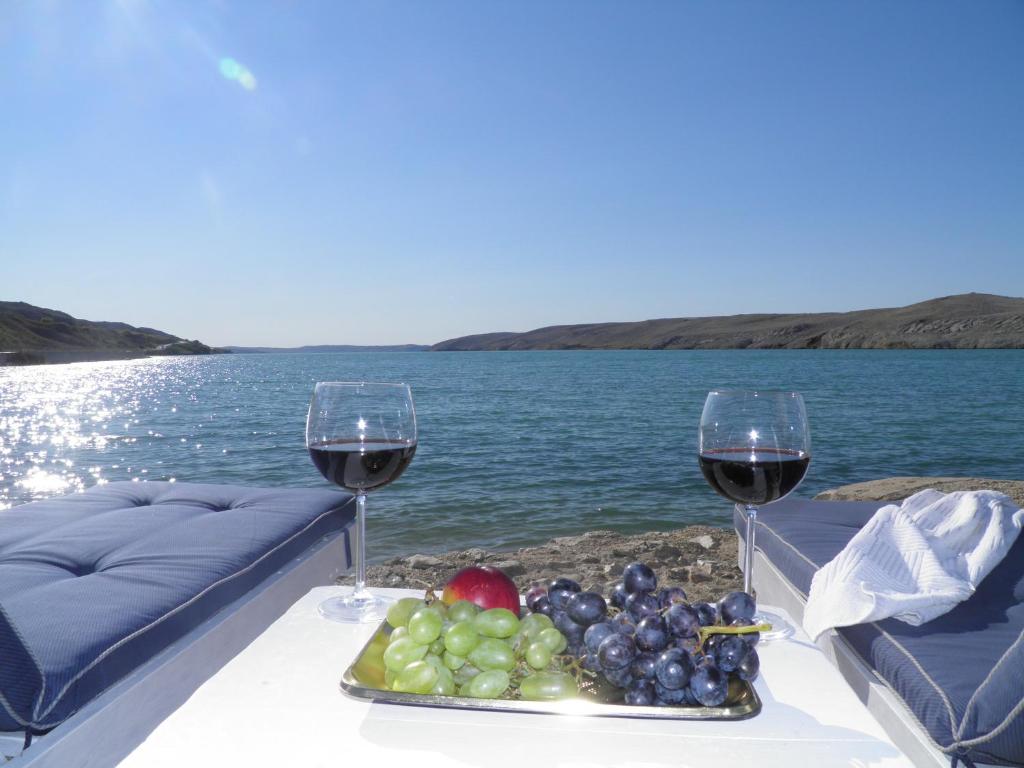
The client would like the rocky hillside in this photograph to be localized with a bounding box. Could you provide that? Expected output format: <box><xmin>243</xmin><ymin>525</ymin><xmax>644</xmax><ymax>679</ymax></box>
<box><xmin>0</xmin><ymin>302</ymin><xmax>225</xmax><ymax>365</ymax></box>
<box><xmin>433</xmin><ymin>293</ymin><xmax>1024</xmax><ymax>351</ymax></box>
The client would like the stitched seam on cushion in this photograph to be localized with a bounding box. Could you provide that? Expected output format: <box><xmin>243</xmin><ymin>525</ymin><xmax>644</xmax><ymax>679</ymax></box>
<box><xmin>836</xmin><ymin>624</ymin><xmax>954</xmax><ymax>755</ymax></box>
<box><xmin>869</xmin><ymin>621</ymin><xmax>959</xmax><ymax>743</ymax></box>
<box><xmin>753</xmin><ymin>520</ymin><xmax>822</xmax><ymax>570</ymax></box>
<box><xmin>956</xmin><ymin>628</ymin><xmax>1024</xmax><ymax>741</ymax></box>
<box><xmin>949</xmin><ymin>694</ymin><xmax>1024</xmax><ymax>750</ymax></box>
<box><xmin>0</xmin><ymin>691</ymin><xmax>31</xmax><ymax>728</ymax></box>
<box><xmin>1</xmin><ymin>602</ymin><xmax>46</xmax><ymax>723</ymax></box>
<box><xmin>34</xmin><ymin>500</ymin><xmax>353</xmax><ymax>725</ymax></box>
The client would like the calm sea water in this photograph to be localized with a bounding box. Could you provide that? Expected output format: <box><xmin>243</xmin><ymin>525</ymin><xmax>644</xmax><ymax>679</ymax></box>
<box><xmin>1</xmin><ymin>350</ymin><xmax>1021</xmax><ymax>561</ymax></box>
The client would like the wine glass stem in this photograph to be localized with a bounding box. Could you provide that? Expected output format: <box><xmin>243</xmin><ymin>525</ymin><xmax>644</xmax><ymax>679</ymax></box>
<box><xmin>353</xmin><ymin>492</ymin><xmax>369</xmax><ymax>598</ymax></box>
<box><xmin>743</xmin><ymin>504</ymin><xmax>757</xmax><ymax>597</ymax></box>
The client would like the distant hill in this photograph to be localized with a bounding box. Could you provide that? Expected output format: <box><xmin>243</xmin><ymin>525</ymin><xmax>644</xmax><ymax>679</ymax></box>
<box><xmin>227</xmin><ymin>344</ymin><xmax>429</xmax><ymax>353</ymax></box>
<box><xmin>0</xmin><ymin>302</ymin><xmax>226</xmax><ymax>365</ymax></box>
<box><xmin>432</xmin><ymin>294</ymin><xmax>1024</xmax><ymax>351</ymax></box>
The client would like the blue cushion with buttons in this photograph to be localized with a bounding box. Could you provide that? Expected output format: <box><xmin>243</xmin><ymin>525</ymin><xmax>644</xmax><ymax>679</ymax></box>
<box><xmin>0</xmin><ymin>481</ymin><xmax>353</xmax><ymax>732</ymax></box>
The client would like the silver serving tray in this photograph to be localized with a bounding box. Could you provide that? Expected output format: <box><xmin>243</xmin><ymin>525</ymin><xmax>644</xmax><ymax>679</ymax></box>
<box><xmin>340</xmin><ymin>620</ymin><xmax>761</xmax><ymax>720</ymax></box>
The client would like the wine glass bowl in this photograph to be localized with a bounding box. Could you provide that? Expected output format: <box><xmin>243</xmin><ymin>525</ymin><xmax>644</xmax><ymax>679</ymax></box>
<box><xmin>307</xmin><ymin>437</ymin><xmax>416</xmax><ymax>493</ymax></box>
<box><xmin>698</xmin><ymin>390</ymin><xmax>810</xmax><ymax>640</ymax></box>
<box><xmin>307</xmin><ymin>381</ymin><xmax>417</xmax><ymax>623</ymax></box>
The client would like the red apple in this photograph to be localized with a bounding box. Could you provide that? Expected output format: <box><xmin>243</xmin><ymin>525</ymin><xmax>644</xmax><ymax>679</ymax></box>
<box><xmin>442</xmin><ymin>566</ymin><xmax>520</xmax><ymax>614</ymax></box>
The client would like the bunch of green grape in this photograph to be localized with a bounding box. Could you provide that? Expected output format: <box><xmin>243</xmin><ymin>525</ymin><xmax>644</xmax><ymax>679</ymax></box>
<box><xmin>382</xmin><ymin>597</ymin><xmax>578</xmax><ymax>701</ymax></box>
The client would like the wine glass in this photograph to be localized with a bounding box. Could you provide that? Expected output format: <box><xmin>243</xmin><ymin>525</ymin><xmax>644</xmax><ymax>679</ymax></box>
<box><xmin>698</xmin><ymin>390</ymin><xmax>810</xmax><ymax>640</ymax></box>
<box><xmin>307</xmin><ymin>381</ymin><xmax>417</xmax><ymax>623</ymax></box>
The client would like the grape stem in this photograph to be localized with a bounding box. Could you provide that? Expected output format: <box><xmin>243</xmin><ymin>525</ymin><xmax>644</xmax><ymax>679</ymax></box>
<box><xmin>697</xmin><ymin>623</ymin><xmax>771</xmax><ymax>646</ymax></box>
<box><xmin>557</xmin><ymin>654</ymin><xmax>595</xmax><ymax>688</ymax></box>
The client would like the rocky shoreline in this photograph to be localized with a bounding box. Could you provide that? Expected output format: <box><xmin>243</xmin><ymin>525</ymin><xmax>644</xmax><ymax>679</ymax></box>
<box><xmin>343</xmin><ymin>477</ymin><xmax>1024</xmax><ymax>597</ymax></box>
<box><xmin>346</xmin><ymin>525</ymin><xmax>742</xmax><ymax>603</ymax></box>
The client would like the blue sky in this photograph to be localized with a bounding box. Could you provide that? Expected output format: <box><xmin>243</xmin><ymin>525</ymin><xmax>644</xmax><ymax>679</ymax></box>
<box><xmin>1</xmin><ymin>1</ymin><xmax>1022</xmax><ymax>346</ymax></box>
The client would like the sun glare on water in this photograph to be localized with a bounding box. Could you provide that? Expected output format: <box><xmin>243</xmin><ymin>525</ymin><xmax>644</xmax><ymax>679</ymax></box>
<box><xmin>0</xmin><ymin>358</ymin><xmax>206</xmax><ymax>509</ymax></box>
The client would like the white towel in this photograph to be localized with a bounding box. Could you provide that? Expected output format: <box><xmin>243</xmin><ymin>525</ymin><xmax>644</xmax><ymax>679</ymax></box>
<box><xmin>803</xmin><ymin>489</ymin><xmax>1024</xmax><ymax>641</ymax></box>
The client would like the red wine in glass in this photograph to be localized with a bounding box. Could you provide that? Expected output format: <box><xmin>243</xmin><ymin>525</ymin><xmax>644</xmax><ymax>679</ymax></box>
<box><xmin>699</xmin><ymin>391</ymin><xmax>811</xmax><ymax>641</ymax></box>
<box><xmin>307</xmin><ymin>382</ymin><xmax>417</xmax><ymax>623</ymax></box>
<box><xmin>309</xmin><ymin>439</ymin><xmax>417</xmax><ymax>492</ymax></box>
<box><xmin>698</xmin><ymin>448</ymin><xmax>809</xmax><ymax>506</ymax></box>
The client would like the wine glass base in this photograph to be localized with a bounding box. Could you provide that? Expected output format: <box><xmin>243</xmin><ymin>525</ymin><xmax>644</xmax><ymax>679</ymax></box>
<box><xmin>752</xmin><ymin>608</ymin><xmax>795</xmax><ymax>642</ymax></box>
<box><xmin>318</xmin><ymin>591</ymin><xmax>393</xmax><ymax>624</ymax></box>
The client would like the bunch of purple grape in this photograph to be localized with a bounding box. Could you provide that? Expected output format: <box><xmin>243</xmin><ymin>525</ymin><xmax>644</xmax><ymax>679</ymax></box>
<box><xmin>524</xmin><ymin>562</ymin><xmax>760</xmax><ymax>707</ymax></box>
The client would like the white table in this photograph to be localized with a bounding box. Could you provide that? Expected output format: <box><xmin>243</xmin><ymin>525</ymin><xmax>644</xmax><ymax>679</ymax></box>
<box><xmin>119</xmin><ymin>587</ymin><xmax>913</xmax><ymax>768</ymax></box>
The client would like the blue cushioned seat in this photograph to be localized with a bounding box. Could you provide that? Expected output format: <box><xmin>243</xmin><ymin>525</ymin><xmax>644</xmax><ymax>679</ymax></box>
<box><xmin>0</xmin><ymin>482</ymin><xmax>354</xmax><ymax>733</ymax></box>
<box><xmin>736</xmin><ymin>498</ymin><xmax>1024</xmax><ymax>767</ymax></box>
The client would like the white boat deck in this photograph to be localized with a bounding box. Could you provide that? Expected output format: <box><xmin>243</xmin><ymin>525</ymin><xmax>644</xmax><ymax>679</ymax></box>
<box><xmin>118</xmin><ymin>587</ymin><xmax>914</xmax><ymax>768</ymax></box>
